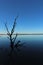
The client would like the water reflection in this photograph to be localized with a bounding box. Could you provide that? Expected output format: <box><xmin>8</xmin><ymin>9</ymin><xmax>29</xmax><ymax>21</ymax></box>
<box><xmin>0</xmin><ymin>35</ymin><xmax>43</xmax><ymax>64</ymax></box>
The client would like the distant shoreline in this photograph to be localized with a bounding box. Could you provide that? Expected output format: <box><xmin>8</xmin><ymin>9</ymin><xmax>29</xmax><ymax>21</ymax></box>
<box><xmin>0</xmin><ymin>33</ymin><xmax>43</xmax><ymax>35</ymax></box>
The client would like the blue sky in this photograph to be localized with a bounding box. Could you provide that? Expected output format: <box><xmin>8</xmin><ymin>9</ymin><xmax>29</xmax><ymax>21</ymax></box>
<box><xmin>0</xmin><ymin>0</ymin><xmax>43</xmax><ymax>33</ymax></box>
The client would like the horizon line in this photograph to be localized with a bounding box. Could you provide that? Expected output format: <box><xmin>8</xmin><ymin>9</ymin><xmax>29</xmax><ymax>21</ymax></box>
<box><xmin>0</xmin><ymin>33</ymin><xmax>43</xmax><ymax>35</ymax></box>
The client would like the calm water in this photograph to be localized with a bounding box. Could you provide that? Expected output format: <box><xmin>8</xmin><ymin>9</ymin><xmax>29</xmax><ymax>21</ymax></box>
<box><xmin>0</xmin><ymin>35</ymin><xmax>43</xmax><ymax>52</ymax></box>
<box><xmin>0</xmin><ymin>35</ymin><xmax>43</xmax><ymax>64</ymax></box>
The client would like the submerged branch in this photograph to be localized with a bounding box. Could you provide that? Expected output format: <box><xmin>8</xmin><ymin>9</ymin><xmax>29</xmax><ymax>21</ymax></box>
<box><xmin>12</xmin><ymin>34</ymin><xmax>18</xmax><ymax>43</ymax></box>
<box><xmin>14</xmin><ymin>40</ymin><xmax>21</xmax><ymax>48</ymax></box>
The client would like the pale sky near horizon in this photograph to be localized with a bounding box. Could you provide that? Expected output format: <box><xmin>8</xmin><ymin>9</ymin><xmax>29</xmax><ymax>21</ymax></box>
<box><xmin>0</xmin><ymin>0</ymin><xmax>43</xmax><ymax>34</ymax></box>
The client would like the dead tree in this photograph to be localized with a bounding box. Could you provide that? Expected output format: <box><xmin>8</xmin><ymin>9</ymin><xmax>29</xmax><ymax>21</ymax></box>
<box><xmin>5</xmin><ymin>16</ymin><xmax>23</xmax><ymax>55</ymax></box>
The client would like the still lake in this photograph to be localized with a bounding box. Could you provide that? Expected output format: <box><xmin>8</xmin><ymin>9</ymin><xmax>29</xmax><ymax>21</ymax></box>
<box><xmin>0</xmin><ymin>35</ymin><xmax>43</xmax><ymax>50</ymax></box>
<box><xmin>0</xmin><ymin>35</ymin><xmax>43</xmax><ymax>65</ymax></box>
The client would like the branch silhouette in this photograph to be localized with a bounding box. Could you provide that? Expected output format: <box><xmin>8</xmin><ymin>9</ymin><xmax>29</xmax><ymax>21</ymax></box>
<box><xmin>5</xmin><ymin>22</ymin><xmax>10</xmax><ymax>36</ymax></box>
<box><xmin>11</xmin><ymin>16</ymin><xmax>18</xmax><ymax>35</ymax></box>
<box><xmin>5</xmin><ymin>16</ymin><xmax>24</xmax><ymax>57</ymax></box>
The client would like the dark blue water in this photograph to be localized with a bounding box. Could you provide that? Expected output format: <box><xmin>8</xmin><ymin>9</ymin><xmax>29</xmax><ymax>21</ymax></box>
<box><xmin>0</xmin><ymin>35</ymin><xmax>43</xmax><ymax>50</ymax></box>
<box><xmin>0</xmin><ymin>35</ymin><xmax>43</xmax><ymax>65</ymax></box>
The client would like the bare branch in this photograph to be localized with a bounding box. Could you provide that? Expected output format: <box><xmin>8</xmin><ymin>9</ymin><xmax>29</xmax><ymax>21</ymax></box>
<box><xmin>5</xmin><ymin>22</ymin><xmax>10</xmax><ymax>36</ymax></box>
<box><xmin>11</xmin><ymin>16</ymin><xmax>18</xmax><ymax>35</ymax></box>
<box><xmin>15</xmin><ymin>41</ymin><xmax>24</xmax><ymax>48</ymax></box>
<box><xmin>14</xmin><ymin>40</ymin><xmax>21</xmax><ymax>48</ymax></box>
<box><xmin>12</xmin><ymin>34</ymin><xmax>18</xmax><ymax>43</ymax></box>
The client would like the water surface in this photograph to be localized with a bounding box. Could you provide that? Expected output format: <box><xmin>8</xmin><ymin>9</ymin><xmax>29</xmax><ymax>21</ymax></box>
<box><xmin>0</xmin><ymin>35</ymin><xmax>43</xmax><ymax>64</ymax></box>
